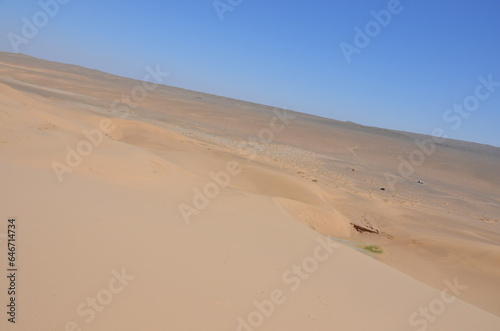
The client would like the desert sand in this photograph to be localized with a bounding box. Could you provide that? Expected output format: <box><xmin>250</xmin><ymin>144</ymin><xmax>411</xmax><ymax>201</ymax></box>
<box><xmin>0</xmin><ymin>52</ymin><xmax>499</xmax><ymax>330</ymax></box>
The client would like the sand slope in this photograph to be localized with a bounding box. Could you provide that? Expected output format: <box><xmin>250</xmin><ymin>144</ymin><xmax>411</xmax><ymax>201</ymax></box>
<box><xmin>0</xmin><ymin>52</ymin><xmax>499</xmax><ymax>330</ymax></box>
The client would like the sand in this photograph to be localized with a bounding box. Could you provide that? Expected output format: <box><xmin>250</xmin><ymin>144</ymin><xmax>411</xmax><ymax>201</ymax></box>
<box><xmin>0</xmin><ymin>52</ymin><xmax>499</xmax><ymax>330</ymax></box>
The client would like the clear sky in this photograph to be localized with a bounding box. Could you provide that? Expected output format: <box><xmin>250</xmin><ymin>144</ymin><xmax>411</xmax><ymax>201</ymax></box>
<box><xmin>1</xmin><ymin>0</ymin><xmax>499</xmax><ymax>146</ymax></box>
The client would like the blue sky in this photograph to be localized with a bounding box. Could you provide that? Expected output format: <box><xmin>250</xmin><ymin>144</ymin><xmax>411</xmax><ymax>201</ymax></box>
<box><xmin>1</xmin><ymin>0</ymin><xmax>499</xmax><ymax>146</ymax></box>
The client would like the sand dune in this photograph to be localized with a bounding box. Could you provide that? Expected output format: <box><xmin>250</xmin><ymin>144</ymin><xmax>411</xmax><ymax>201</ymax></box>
<box><xmin>0</xmin><ymin>52</ymin><xmax>499</xmax><ymax>330</ymax></box>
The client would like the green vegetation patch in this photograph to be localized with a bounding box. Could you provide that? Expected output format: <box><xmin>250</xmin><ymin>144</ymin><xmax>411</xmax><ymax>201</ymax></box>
<box><xmin>363</xmin><ymin>245</ymin><xmax>383</xmax><ymax>254</ymax></box>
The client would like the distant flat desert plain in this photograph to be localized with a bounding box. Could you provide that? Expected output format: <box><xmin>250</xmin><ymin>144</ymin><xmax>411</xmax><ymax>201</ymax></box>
<box><xmin>0</xmin><ymin>52</ymin><xmax>499</xmax><ymax>330</ymax></box>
